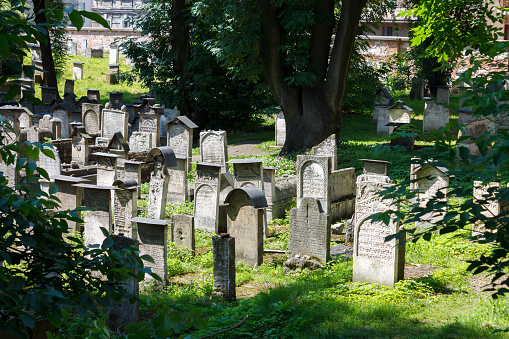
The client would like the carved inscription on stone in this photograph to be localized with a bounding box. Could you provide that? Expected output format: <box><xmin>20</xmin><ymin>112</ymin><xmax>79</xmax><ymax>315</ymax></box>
<box><xmin>415</xmin><ymin>165</ymin><xmax>448</xmax><ymax>207</ymax></box>
<box><xmin>102</xmin><ymin>109</ymin><xmax>128</xmax><ymax>139</ymax></box>
<box><xmin>83</xmin><ymin>109</ymin><xmax>100</xmax><ymax>135</ymax></box>
<box><xmin>194</xmin><ymin>184</ymin><xmax>217</xmax><ymax>233</ymax></box>
<box><xmin>147</xmin><ymin>157</ymin><xmax>168</xmax><ymax>219</ymax></box>
<box><xmin>310</xmin><ymin>134</ymin><xmax>337</xmax><ymax>171</ymax></box>
<box><xmin>83</xmin><ymin>188</ymin><xmax>111</xmax><ymax>248</ymax></box>
<box><xmin>167</xmin><ymin>157</ymin><xmax>187</xmax><ymax>203</ymax></box>
<box><xmin>137</xmin><ymin>223</ymin><xmax>167</xmax><ymax>286</ymax></box>
<box><xmin>168</xmin><ymin>125</ymin><xmax>188</xmax><ymax>156</ymax></box>
<box><xmin>38</xmin><ymin>148</ymin><xmax>61</xmax><ymax>178</ymax></box>
<box><xmin>297</xmin><ymin>155</ymin><xmax>330</xmax><ymax>215</ymax></box>
<box><xmin>129</xmin><ymin>132</ymin><xmax>152</xmax><ymax>153</ymax></box>
<box><xmin>234</xmin><ymin>163</ymin><xmax>262</xmax><ymax>189</ymax></box>
<box><xmin>200</xmin><ymin>131</ymin><xmax>227</xmax><ymax>167</ymax></box>
<box><xmin>114</xmin><ymin>190</ymin><xmax>136</xmax><ymax>238</ymax></box>
<box><xmin>171</xmin><ymin>214</ymin><xmax>194</xmax><ymax>251</ymax></box>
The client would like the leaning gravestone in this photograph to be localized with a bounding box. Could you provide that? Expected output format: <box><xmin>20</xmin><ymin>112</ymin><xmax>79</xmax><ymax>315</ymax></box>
<box><xmin>274</xmin><ymin>112</ymin><xmax>286</xmax><ymax>147</ymax></box>
<box><xmin>296</xmin><ymin>155</ymin><xmax>331</xmax><ymax>215</ymax></box>
<box><xmin>53</xmin><ymin>175</ymin><xmax>89</xmax><ymax>233</ymax></box>
<box><xmin>224</xmin><ymin>187</ymin><xmax>266</xmax><ymax>267</ymax></box>
<box><xmin>113</xmin><ymin>179</ymin><xmax>138</xmax><ymax>238</ymax></box>
<box><xmin>146</xmin><ymin>147</ymin><xmax>177</xmax><ymax>219</ymax></box>
<box><xmin>212</xmin><ymin>234</ymin><xmax>236</xmax><ymax>301</ymax></box>
<box><xmin>107</xmin><ymin>234</ymin><xmax>139</xmax><ymax>331</ymax></box>
<box><xmin>288</xmin><ymin>197</ymin><xmax>331</xmax><ymax>263</ymax></box>
<box><xmin>101</xmin><ymin>105</ymin><xmax>129</xmax><ymax>140</ymax></box>
<box><xmin>352</xmin><ymin>159</ymin><xmax>404</xmax><ymax>287</ymax></box>
<box><xmin>193</xmin><ymin>162</ymin><xmax>223</xmax><ymax>233</ymax></box>
<box><xmin>131</xmin><ymin>217</ymin><xmax>170</xmax><ymax>287</ymax></box>
<box><xmin>423</xmin><ymin>97</ymin><xmax>449</xmax><ymax>132</ymax></box>
<box><xmin>82</xmin><ymin>103</ymin><xmax>103</xmax><ymax>136</ymax></box>
<box><xmin>167</xmin><ymin>155</ymin><xmax>189</xmax><ymax>203</ymax></box>
<box><xmin>170</xmin><ymin>214</ymin><xmax>195</xmax><ymax>251</ymax></box>
<box><xmin>200</xmin><ymin>130</ymin><xmax>228</xmax><ymax>169</ymax></box>
<box><xmin>310</xmin><ymin>134</ymin><xmax>337</xmax><ymax>171</ymax></box>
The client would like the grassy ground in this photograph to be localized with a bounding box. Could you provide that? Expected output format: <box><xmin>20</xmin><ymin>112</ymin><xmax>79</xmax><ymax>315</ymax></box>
<box><xmin>47</xmin><ymin>56</ymin><xmax>509</xmax><ymax>338</ymax></box>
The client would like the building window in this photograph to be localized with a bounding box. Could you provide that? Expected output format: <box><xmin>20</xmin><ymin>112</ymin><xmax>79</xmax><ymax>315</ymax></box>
<box><xmin>384</xmin><ymin>26</ymin><xmax>393</xmax><ymax>37</ymax></box>
<box><xmin>505</xmin><ymin>25</ymin><xmax>509</xmax><ymax>41</ymax></box>
<box><xmin>78</xmin><ymin>2</ymin><xmax>85</xmax><ymax>11</ymax></box>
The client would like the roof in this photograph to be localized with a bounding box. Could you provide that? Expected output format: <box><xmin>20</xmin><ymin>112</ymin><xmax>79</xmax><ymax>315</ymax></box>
<box><xmin>360</xmin><ymin>159</ymin><xmax>390</xmax><ymax>164</ymax></box>
<box><xmin>389</xmin><ymin>100</ymin><xmax>414</xmax><ymax>112</ymax></box>
<box><xmin>72</xmin><ymin>183</ymin><xmax>120</xmax><ymax>190</ymax></box>
<box><xmin>107</xmin><ymin>132</ymin><xmax>129</xmax><ymax>153</ymax></box>
<box><xmin>70</xmin><ymin>126</ymin><xmax>92</xmax><ymax>139</ymax></box>
<box><xmin>145</xmin><ymin>146</ymin><xmax>177</xmax><ymax>168</ymax></box>
<box><xmin>112</xmin><ymin>178</ymin><xmax>138</xmax><ymax>189</ymax></box>
<box><xmin>192</xmin><ymin>161</ymin><xmax>225</xmax><ymax>168</ymax></box>
<box><xmin>91</xmin><ymin>152</ymin><xmax>122</xmax><ymax>158</ymax></box>
<box><xmin>227</xmin><ymin>159</ymin><xmax>265</xmax><ymax>164</ymax></box>
<box><xmin>130</xmin><ymin>217</ymin><xmax>171</xmax><ymax>226</ymax></box>
<box><xmin>51</xmin><ymin>175</ymin><xmax>90</xmax><ymax>183</ymax></box>
<box><xmin>168</xmin><ymin>116</ymin><xmax>198</xmax><ymax>129</ymax></box>
<box><xmin>224</xmin><ymin>187</ymin><xmax>268</xmax><ymax>209</ymax></box>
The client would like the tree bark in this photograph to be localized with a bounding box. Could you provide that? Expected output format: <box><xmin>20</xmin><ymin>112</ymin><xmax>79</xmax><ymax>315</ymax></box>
<box><xmin>33</xmin><ymin>0</ymin><xmax>60</xmax><ymax>97</ymax></box>
<box><xmin>258</xmin><ymin>0</ymin><xmax>367</xmax><ymax>155</ymax></box>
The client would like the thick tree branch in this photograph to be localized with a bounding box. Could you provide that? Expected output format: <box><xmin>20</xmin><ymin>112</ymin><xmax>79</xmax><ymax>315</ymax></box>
<box><xmin>171</xmin><ymin>0</ymin><xmax>191</xmax><ymax>116</ymax></box>
<box><xmin>309</xmin><ymin>0</ymin><xmax>335</xmax><ymax>81</ymax></box>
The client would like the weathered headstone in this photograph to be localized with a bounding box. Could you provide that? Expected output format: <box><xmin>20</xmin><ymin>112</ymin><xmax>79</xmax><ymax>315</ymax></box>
<box><xmin>108</xmin><ymin>132</ymin><xmax>130</xmax><ymax>160</ymax></box>
<box><xmin>146</xmin><ymin>147</ymin><xmax>177</xmax><ymax>219</ymax></box>
<box><xmin>38</xmin><ymin>147</ymin><xmax>61</xmax><ymax>178</ymax></box>
<box><xmin>51</xmin><ymin>104</ymin><xmax>71</xmax><ymax>139</ymax></box>
<box><xmin>388</xmin><ymin>101</ymin><xmax>413</xmax><ymax>134</ymax></box>
<box><xmin>288</xmin><ymin>197</ymin><xmax>331</xmax><ymax>262</ymax></box>
<box><xmin>113</xmin><ymin>179</ymin><xmax>138</xmax><ymax>238</ymax></box>
<box><xmin>64</xmin><ymin>79</ymin><xmax>74</xmax><ymax>95</ymax></box>
<box><xmin>352</xmin><ymin>159</ymin><xmax>404</xmax><ymax>287</ymax></box>
<box><xmin>212</xmin><ymin>235</ymin><xmax>236</xmax><ymax>301</ymax></box>
<box><xmin>193</xmin><ymin>162</ymin><xmax>223</xmax><ymax>233</ymax></box>
<box><xmin>167</xmin><ymin>116</ymin><xmax>197</xmax><ymax>172</ymax></box>
<box><xmin>0</xmin><ymin>157</ymin><xmax>18</xmax><ymax>188</ymax></box>
<box><xmin>423</xmin><ymin>97</ymin><xmax>449</xmax><ymax>132</ymax></box>
<box><xmin>274</xmin><ymin>112</ymin><xmax>286</xmax><ymax>147</ymax></box>
<box><xmin>139</xmin><ymin>112</ymin><xmax>161</xmax><ymax>147</ymax></box>
<box><xmin>376</xmin><ymin>106</ymin><xmax>390</xmax><ymax>135</ymax></box>
<box><xmin>70</xmin><ymin>126</ymin><xmax>92</xmax><ymax>165</ymax></box>
<box><xmin>91</xmin><ymin>48</ymin><xmax>103</xmax><ymax>58</ymax></box>
<box><xmin>436</xmin><ymin>86</ymin><xmax>450</xmax><ymax>105</ymax></box>
<box><xmin>227</xmin><ymin>159</ymin><xmax>264</xmax><ymax>189</ymax></box>
<box><xmin>310</xmin><ymin>134</ymin><xmax>337</xmax><ymax>171</ymax></box>
<box><xmin>93</xmin><ymin>152</ymin><xmax>122</xmax><ymax>187</ymax></box>
<box><xmin>170</xmin><ymin>214</ymin><xmax>195</xmax><ymax>251</ymax></box>
<box><xmin>409</xmin><ymin>77</ymin><xmax>424</xmax><ymax>100</ymax></box>
<box><xmin>70</xmin><ymin>42</ymin><xmax>77</xmax><ymax>56</ymax></box>
<box><xmin>129</xmin><ymin>132</ymin><xmax>152</xmax><ymax>153</ymax></box>
<box><xmin>330</xmin><ymin>167</ymin><xmax>356</xmax><ymax>221</ymax></box>
<box><xmin>109</xmin><ymin>92</ymin><xmax>123</xmax><ymax>110</ymax></box>
<box><xmin>123</xmin><ymin>160</ymin><xmax>144</xmax><ymax>199</ymax></box>
<box><xmin>200</xmin><ymin>130</ymin><xmax>228</xmax><ymax>169</ymax></box>
<box><xmin>18</xmin><ymin>107</ymin><xmax>33</xmax><ymax>130</ymax></box>
<box><xmin>262</xmin><ymin>167</ymin><xmax>277</xmax><ymax>221</ymax></box>
<box><xmin>167</xmin><ymin>155</ymin><xmax>189</xmax><ymax>203</ymax></box>
<box><xmin>0</xmin><ymin>105</ymin><xmax>23</xmax><ymax>142</ymax></box>
<box><xmin>53</xmin><ymin>175</ymin><xmax>89</xmax><ymax>233</ymax></box>
<box><xmin>109</xmin><ymin>44</ymin><xmax>119</xmax><ymax>65</ymax></box>
<box><xmin>107</xmin><ymin>234</ymin><xmax>139</xmax><ymax>331</ymax></box>
<box><xmin>472</xmin><ymin>181</ymin><xmax>506</xmax><ymax>234</ymax></box>
<box><xmin>82</xmin><ymin>103</ymin><xmax>103</xmax><ymax>136</ymax></box>
<box><xmin>41</xmin><ymin>87</ymin><xmax>58</xmax><ymax>105</ymax></box>
<box><xmin>87</xmin><ymin>89</ymin><xmax>100</xmax><ymax>103</ymax></box>
<box><xmin>219</xmin><ymin>172</ymin><xmax>235</xmax><ymax>205</ymax></box>
<box><xmin>412</xmin><ymin>163</ymin><xmax>449</xmax><ymax>207</ymax></box>
<box><xmin>224</xmin><ymin>187</ymin><xmax>266</xmax><ymax>267</ymax></box>
<box><xmin>296</xmin><ymin>155</ymin><xmax>331</xmax><ymax>215</ymax></box>
<box><xmin>101</xmin><ymin>105</ymin><xmax>129</xmax><ymax>140</ymax></box>
<box><xmin>131</xmin><ymin>217</ymin><xmax>170</xmax><ymax>286</ymax></box>
<box><xmin>72</xmin><ymin>62</ymin><xmax>84</xmax><ymax>80</ymax></box>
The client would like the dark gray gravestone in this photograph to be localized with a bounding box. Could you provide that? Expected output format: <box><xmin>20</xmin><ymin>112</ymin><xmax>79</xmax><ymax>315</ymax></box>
<box><xmin>212</xmin><ymin>235</ymin><xmax>236</xmax><ymax>301</ymax></box>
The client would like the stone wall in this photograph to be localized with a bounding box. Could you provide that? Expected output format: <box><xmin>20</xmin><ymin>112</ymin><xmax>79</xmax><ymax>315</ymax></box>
<box><xmin>67</xmin><ymin>27</ymin><xmax>143</xmax><ymax>51</ymax></box>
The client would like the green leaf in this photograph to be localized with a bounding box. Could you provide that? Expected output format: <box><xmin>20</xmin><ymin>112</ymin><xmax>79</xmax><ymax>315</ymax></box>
<box><xmin>102</xmin><ymin>237</ymin><xmax>113</xmax><ymax>250</ymax></box>
<box><xmin>0</xmin><ymin>35</ymin><xmax>9</xmax><ymax>59</ymax></box>
<box><xmin>100</xmin><ymin>227</ymin><xmax>110</xmax><ymax>237</ymax></box>
<box><xmin>20</xmin><ymin>314</ymin><xmax>35</xmax><ymax>329</ymax></box>
<box><xmin>79</xmin><ymin>11</ymin><xmax>110</xmax><ymax>29</ymax></box>
<box><xmin>140</xmin><ymin>254</ymin><xmax>155</xmax><ymax>263</ymax></box>
<box><xmin>54</xmin><ymin>9</ymin><xmax>64</xmax><ymax>22</ymax></box>
<box><xmin>5</xmin><ymin>84</ymin><xmax>19</xmax><ymax>102</ymax></box>
<box><xmin>8</xmin><ymin>276</ymin><xmax>25</xmax><ymax>290</ymax></box>
<box><xmin>44</xmin><ymin>290</ymin><xmax>65</xmax><ymax>299</ymax></box>
<box><xmin>69</xmin><ymin>10</ymin><xmax>84</xmax><ymax>30</ymax></box>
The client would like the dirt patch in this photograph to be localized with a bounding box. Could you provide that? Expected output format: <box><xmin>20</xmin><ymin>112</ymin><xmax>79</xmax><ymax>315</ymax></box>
<box><xmin>192</xmin><ymin>139</ymin><xmax>276</xmax><ymax>162</ymax></box>
<box><xmin>236</xmin><ymin>280</ymin><xmax>276</xmax><ymax>299</ymax></box>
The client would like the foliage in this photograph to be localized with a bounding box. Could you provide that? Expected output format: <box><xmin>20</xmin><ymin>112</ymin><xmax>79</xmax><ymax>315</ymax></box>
<box><xmin>0</xmin><ymin>119</ymin><xmax>151</xmax><ymax>338</ymax></box>
<box><xmin>378</xmin><ymin>52</ymin><xmax>415</xmax><ymax>91</ymax></box>
<box><xmin>46</xmin><ymin>0</ymin><xmax>68</xmax><ymax>77</ymax></box>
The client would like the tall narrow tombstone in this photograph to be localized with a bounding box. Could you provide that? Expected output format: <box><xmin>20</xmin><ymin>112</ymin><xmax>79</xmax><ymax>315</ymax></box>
<box><xmin>296</xmin><ymin>155</ymin><xmax>331</xmax><ymax>215</ymax></box>
<box><xmin>288</xmin><ymin>197</ymin><xmax>331</xmax><ymax>262</ymax></box>
<box><xmin>101</xmin><ymin>104</ymin><xmax>129</xmax><ymax>140</ymax></box>
<box><xmin>87</xmin><ymin>89</ymin><xmax>100</xmax><ymax>103</ymax></box>
<box><xmin>109</xmin><ymin>44</ymin><xmax>119</xmax><ymax>65</ymax></box>
<box><xmin>74</xmin><ymin>183</ymin><xmax>117</xmax><ymax>249</ymax></box>
<box><xmin>72</xmin><ymin>62</ymin><xmax>84</xmax><ymax>80</ymax></box>
<box><xmin>51</xmin><ymin>104</ymin><xmax>71</xmax><ymax>138</ymax></box>
<box><xmin>423</xmin><ymin>97</ymin><xmax>449</xmax><ymax>132</ymax></box>
<box><xmin>38</xmin><ymin>147</ymin><xmax>61</xmax><ymax>178</ymax></box>
<box><xmin>262</xmin><ymin>167</ymin><xmax>277</xmax><ymax>221</ymax></box>
<box><xmin>388</xmin><ymin>101</ymin><xmax>413</xmax><ymax>134</ymax></box>
<box><xmin>329</xmin><ymin>167</ymin><xmax>356</xmax><ymax>221</ymax></box>
<box><xmin>352</xmin><ymin>159</ymin><xmax>404</xmax><ymax>287</ymax></box>
<box><xmin>122</xmin><ymin>160</ymin><xmax>143</xmax><ymax>198</ymax></box>
<box><xmin>131</xmin><ymin>217</ymin><xmax>170</xmax><ymax>286</ymax></box>
<box><xmin>139</xmin><ymin>112</ymin><xmax>161</xmax><ymax>147</ymax></box>
<box><xmin>64</xmin><ymin>79</ymin><xmax>74</xmax><ymax>95</ymax></box>
<box><xmin>146</xmin><ymin>147</ymin><xmax>177</xmax><ymax>219</ymax></box>
<box><xmin>170</xmin><ymin>214</ymin><xmax>195</xmax><ymax>251</ymax></box>
<box><xmin>436</xmin><ymin>86</ymin><xmax>450</xmax><ymax>105</ymax></box>
<box><xmin>373</xmin><ymin>88</ymin><xmax>394</xmax><ymax>123</ymax></box>
<box><xmin>70</xmin><ymin>127</ymin><xmax>92</xmax><ymax>166</ymax></box>
<box><xmin>107</xmin><ymin>234</ymin><xmax>139</xmax><ymax>331</ymax></box>
<box><xmin>129</xmin><ymin>132</ymin><xmax>152</xmax><ymax>153</ymax></box>
<box><xmin>18</xmin><ymin>107</ymin><xmax>33</xmax><ymax>130</ymax></box>
<box><xmin>92</xmin><ymin>152</ymin><xmax>122</xmax><ymax>187</ymax></box>
<box><xmin>29</xmin><ymin>44</ymin><xmax>41</xmax><ymax>61</ymax></box>
<box><xmin>109</xmin><ymin>92</ymin><xmax>123</xmax><ymax>110</ymax></box>
<box><xmin>53</xmin><ymin>175</ymin><xmax>89</xmax><ymax>233</ymax></box>
<box><xmin>82</xmin><ymin>103</ymin><xmax>103</xmax><ymax>136</ymax></box>
<box><xmin>376</xmin><ymin>106</ymin><xmax>391</xmax><ymax>135</ymax></box>
<box><xmin>212</xmin><ymin>235</ymin><xmax>236</xmax><ymax>301</ymax></box>
<box><xmin>274</xmin><ymin>112</ymin><xmax>286</xmax><ymax>147</ymax></box>
<box><xmin>113</xmin><ymin>179</ymin><xmax>138</xmax><ymax>238</ymax></box>
<box><xmin>167</xmin><ymin>155</ymin><xmax>189</xmax><ymax>203</ymax></box>
<box><xmin>310</xmin><ymin>134</ymin><xmax>337</xmax><ymax>171</ymax></box>
<box><xmin>70</xmin><ymin>42</ymin><xmax>77</xmax><ymax>56</ymax></box>
<box><xmin>200</xmin><ymin>130</ymin><xmax>228</xmax><ymax>169</ymax></box>
<box><xmin>167</xmin><ymin>116</ymin><xmax>197</xmax><ymax>172</ymax></box>
<box><xmin>224</xmin><ymin>187</ymin><xmax>266</xmax><ymax>267</ymax></box>
<box><xmin>193</xmin><ymin>162</ymin><xmax>223</xmax><ymax>233</ymax></box>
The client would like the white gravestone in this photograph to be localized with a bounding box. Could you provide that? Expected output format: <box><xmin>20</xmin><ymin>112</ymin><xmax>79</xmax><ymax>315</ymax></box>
<box><xmin>129</xmin><ymin>132</ymin><xmax>152</xmax><ymax>153</ymax></box>
<box><xmin>82</xmin><ymin>103</ymin><xmax>103</xmax><ymax>136</ymax></box>
<box><xmin>310</xmin><ymin>134</ymin><xmax>337</xmax><ymax>171</ymax></box>
<box><xmin>423</xmin><ymin>98</ymin><xmax>449</xmax><ymax>132</ymax></box>
<box><xmin>200</xmin><ymin>130</ymin><xmax>228</xmax><ymax>169</ymax></box>
<box><xmin>296</xmin><ymin>155</ymin><xmax>331</xmax><ymax>216</ymax></box>
<box><xmin>101</xmin><ymin>106</ymin><xmax>129</xmax><ymax>140</ymax></box>
<box><xmin>275</xmin><ymin>112</ymin><xmax>286</xmax><ymax>147</ymax></box>
<box><xmin>193</xmin><ymin>162</ymin><xmax>223</xmax><ymax>233</ymax></box>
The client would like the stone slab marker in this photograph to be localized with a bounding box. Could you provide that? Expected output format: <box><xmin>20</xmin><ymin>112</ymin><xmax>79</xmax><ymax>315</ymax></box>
<box><xmin>289</xmin><ymin>197</ymin><xmax>331</xmax><ymax>262</ymax></box>
<box><xmin>193</xmin><ymin>162</ymin><xmax>223</xmax><ymax>233</ymax></box>
<box><xmin>70</xmin><ymin>126</ymin><xmax>92</xmax><ymax>166</ymax></box>
<box><xmin>423</xmin><ymin>97</ymin><xmax>449</xmax><ymax>132</ymax></box>
<box><xmin>146</xmin><ymin>147</ymin><xmax>177</xmax><ymax>219</ymax></box>
<box><xmin>51</xmin><ymin>105</ymin><xmax>71</xmax><ymax>139</ymax></box>
<box><xmin>101</xmin><ymin>104</ymin><xmax>129</xmax><ymax>140</ymax></box>
<box><xmin>122</xmin><ymin>160</ymin><xmax>144</xmax><ymax>198</ymax></box>
<box><xmin>167</xmin><ymin>155</ymin><xmax>189</xmax><ymax>203</ymax></box>
<box><xmin>274</xmin><ymin>112</ymin><xmax>286</xmax><ymax>147</ymax></box>
<box><xmin>109</xmin><ymin>44</ymin><xmax>119</xmax><ymax>65</ymax></box>
<box><xmin>227</xmin><ymin>159</ymin><xmax>264</xmax><ymax>189</ymax></box>
<box><xmin>131</xmin><ymin>217</ymin><xmax>170</xmax><ymax>287</ymax></box>
<box><xmin>53</xmin><ymin>175</ymin><xmax>89</xmax><ymax>233</ymax></box>
<box><xmin>472</xmin><ymin>181</ymin><xmax>508</xmax><ymax>234</ymax></box>
<box><xmin>109</xmin><ymin>91</ymin><xmax>123</xmax><ymax>110</ymax></box>
<box><xmin>376</xmin><ymin>106</ymin><xmax>390</xmax><ymax>135</ymax></box>
<box><xmin>436</xmin><ymin>86</ymin><xmax>450</xmax><ymax>105</ymax></box>
<box><xmin>107</xmin><ymin>234</ymin><xmax>139</xmax><ymax>331</ymax></box>
<box><xmin>167</xmin><ymin>116</ymin><xmax>197</xmax><ymax>172</ymax></box>
<box><xmin>170</xmin><ymin>214</ymin><xmax>195</xmax><ymax>251</ymax></box>
<box><xmin>388</xmin><ymin>101</ymin><xmax>413</xmax><ymax>134</ymax></box>
<box><xmin>74</xmin><ymin>183</ymin><xmax>118</xmax><ymax>249</ymax></box>
<box><xmin>92</xmin><ymin>152</ymin><xmax>122</xmax><ymax>187</ymax></box>
<box><xmin>262</xmin><ymin>167</ymin><xmax>276</xmax><ymax>221</ymax></box>
<box><xmin>129</xmin><ymin>132</ymin><xmax>152</xmax><ymax>153</ymax></box>
<box><xmin>0</xmin><ymin>105</ymin><xmax>23</xmax><ymax>142</ymax></box>
<box><xmin>212</xmin><ymin>235</ymin><xmax>236</xmax><ymax>301</ymax></box>
<box><xmin>296</xmin><ymin>155</ymin><xmax>331</xmax><ymax>215</ymax></box>
<box><xmin>139</xmin><ymin>112</ymin><xmax>161</xmax><ymax>147</ymax></box>
<box><xmin>200</xmin><ymin>130</ymin><xmax>228</xmax><ymax>169</ymax></box>
<box><xmin>64</xmin><ymin>79</ymin><xmax>74</xmax><ymax>95</ymax></box>
<box><xmin>82</xmin><ymin>103</ymin><xmax>103</xmax><ymax>136</ymax></box>
<box><xmin>87</xmin><ymin>89</ymin><xmax>100</xmax><ymax>103</ymax></box>
<box><xmin>352</xmin><ymin>159</ymin><xmax>404</xmax><ymax>287</ymax></box>
<box><xmin>224</xmin><ymin>187</ymin><xmax>267</xmax><ymax>267</ymax></box>
<box><xmin>310</xmin><ymin>134</ymin><xmax>337</xmax><ymax>171</ymax></box>
<box><xmin>113</xmin><ymin>179</ymin><xmax>138</xmax><ymax>238</ymax></box>
<box><xmin>38</xmin><ymin>147</ymin><xmax>61</xmax><ymax>178</ymax></box>
<box><xmin>72</xmin><ymin>62</ymin><xmax>84</xmax><ymax>80</ymax></box>
<box><xmin>329</xmin><ymin>167</ymin><xmax>356</xmax><ymax>221</ymax></box>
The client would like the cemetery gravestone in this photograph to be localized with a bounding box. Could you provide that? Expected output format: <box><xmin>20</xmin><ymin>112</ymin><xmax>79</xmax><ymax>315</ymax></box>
<box><xmin>194</xmin><ymin>162</ymin><xmax>223</xmax><ymax>233</ymax></box>
<box><xmin>423</xmin><ymin>97</ymin><xmax>449</xmax><ymax>132</ymax></box>
<box><xmin>330</xmin><ymin>167</ymin><xmax>356</xmax><ymax>221</ymax></box>
<box><xmin>101</xmin><ymin>105</ymin><xmax>129</xmax><ymax>140</ymax></box>
<box><xmin>167</xmin><ymin>116</ymin><xmax>197</xmax><ymax>172</ymax></box>
<box><xmin>388</xmin><ymin>101</ymin><xmax>413</xmax><ymax>134</ymax></box>
<box><xmin>263</xmin><ymin>167</ymin><xmax>277</xmax><ymax>221</ymax></box>
<box><xmin>70</xmin><ymin>126</ymin><xmax>92</xmax><ymax>165</ymax></box>
<box><xmin>51</xmin><ymin>105</ymin><xmax>71</xmax><ymax>139</ymax></box>
<box><xmin>296</xmin><ymin>155</ymin><xmax>331</xmax><ymax>215</ymax></box>
<box><xmin>288</xmin><ymin>197</ymin><xmax>331</xmax><ymax>263</ymax></box>
<box><xmin>224</xmin><ymin>187</ymin><xmax>266</xmax><ymax>267</ymax></box>
<box><xmin>113</xmin><ymin>179</ymin><xmax>138</xmax><ymax>238</ymax></box>
<box><xmin>53</xmin><ymin>175</ymin><xmax>89</xmax><ymax>233</ymax></box>
<box><xmin>72</xmin><ymin>62</ymin><xmax>84</xmax><ymax>80</ymax></box>
<box><xmin>129</xmin><ymin>132</ymin><xmax>152</xmax><ymax>153</ymax></box>
<box><xmin>212</xmin><ymin>235</ymin><xmax>236</xmax><ymax>301</ymax></box>
<box><xmin>228</xmin><ymin>159</ymin><xmax>264</xmax><ymax>189</ymax></box>
<box><xmin>310</xmin><ymin>134</ymin><xmax>337</xmax><ymax>171</ymax></box>
<box><xmin>167</xmin><ymin>155</ymin><xmax>189</xmax><ymax>203</ymax></box>
<box><xmin>109</xmin><ymin>44</ymin><xmax>119</xmax><ymax>65</ymax></box>
<box><xmin>352</xmin><ymin>159</ymin><xmax>404</xmax><ymax>287</ymax></box>
<box><xmin>219</xmin><ymin>172</ymin><xmax>235</xmax><ymax>205</ymax></box>
<box><xmin>109</xmin><ymin>92</ymin><xmax>123</xmax><ymax>110</ymax></box>
<box><xmin>170</xmin><ymin>214</ymin><xmax>195</xmax><ymax>251</ymax></box>
<box><xmin>82</xmin><ymin>103</ymin><xmax>103</xmax><ymax>136</ymax></box>
<box><xmin>93</xmin><ymin>152</ymin><xmax>122</xmax><ymax>187</ymax></box>
<box><xmin>376</xmin><ymin>106</ymin><xmax>391</xmax><ymax>135</ymax></box>
<box><xmin>274</xmin><ymin>112</ymin><xmax>286</xmax><ymax>147</ymax></box>
<box><xmin>139</xmin><ymin>113</ymin><xmax>161</xmax><ymax>147</ymax></box>
<box><xmin>146</xmin><ymin>147</ymin><xmax>177</xmax><ymax>219</ymax></box>
<box><xmin>18</xmin><ymin>107</ymin><xmax>32</xmax><ymax>130</ymax></box>
<box><xmin>64</xmin><ymin>79</ymin><xmax>74</xmax><ymax>95</ymax></box>
<box><xmin>200</xmin><ymin>130</ymin><xmax>228</xmax><ymax>169</ymax></box>
<box><xmin>472</xmin><ymin>181</ymin><xmax>505</xmax><ymax>234</ymax></box>
<box><xmin>38</xmin><ymin>147</ymin><xmax>61</xmax><ymax>178</ymax></box>
<box><xmin>436</xmin><ymin>86</ymin><xmax>450</xmax><ymax>105</ymax></box>
<box><xmin>87</xmin><ymin>89</ymin><xmax>100</xmax><ymax>103</ymax></box>
<box><xmin>41</xmin><ymin>87</ymin><xmax>58</xmax><ymax>105</ymax></box>
<box><xmin>131</xmin><ymin>217</ymin><xmax>170</xmax><ymax>286</ymax></box>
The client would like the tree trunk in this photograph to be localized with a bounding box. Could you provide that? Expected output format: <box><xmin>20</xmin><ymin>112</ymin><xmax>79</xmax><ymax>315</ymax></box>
<box><xmin>33</xmin><ymin>0</ymin><xmax>60</xmax><ymax>97</ymax></box>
